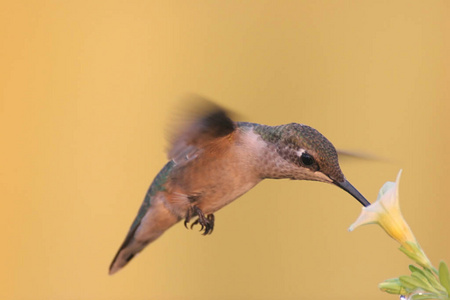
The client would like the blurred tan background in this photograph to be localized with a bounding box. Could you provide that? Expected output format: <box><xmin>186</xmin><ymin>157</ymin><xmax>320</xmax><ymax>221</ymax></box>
<box><xmin>1</xmin><ymin>1</ymin><xmax>449</xmax><ymax>299</ymax></box>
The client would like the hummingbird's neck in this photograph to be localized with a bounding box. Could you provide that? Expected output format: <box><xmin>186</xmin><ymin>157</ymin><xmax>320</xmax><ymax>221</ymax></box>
<box><xmin>237</xmin><ymin>122</ymin><xmax>300</xmax><ymax>180</ymax></box>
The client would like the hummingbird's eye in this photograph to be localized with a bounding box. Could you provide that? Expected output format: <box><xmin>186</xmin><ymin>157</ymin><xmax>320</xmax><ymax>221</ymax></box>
<box><xmin>300</xmin><ymin>153</ymin><xmax>315</xmax><ymax>166</ymax></box>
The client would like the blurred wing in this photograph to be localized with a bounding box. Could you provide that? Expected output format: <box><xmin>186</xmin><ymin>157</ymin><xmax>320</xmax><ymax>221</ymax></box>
<box><xmin>337</xmin><ymin>149</ymin><xmax>382</xmax><ymax>162</ymax></box>
<box><xmin>168</xmin><ymin>100</ymin><xmax>236</xmax><ymax>164</ymax></box>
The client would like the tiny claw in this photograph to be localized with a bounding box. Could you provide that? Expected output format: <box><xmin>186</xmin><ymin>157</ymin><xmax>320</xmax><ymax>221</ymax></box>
<box><xmin>206</xmin><ymin>214</ymin><xmax>215</xmax><ymax>234</ymax></box>
<box><xmin>184</xmin><ymin>209</ymin><xmax>192</xmax><ymax>229</ymax></box>
<box><xmin>184</xmin><ymin>206</ymin><xmax>215</xmax><ymax>235</ymax></box>
<box><xmin>190</xmin><ymin>218</ymin><xmax>204</xmax><ymax>231</ymax></box>
<box><xmin>189</xmin><ymin>219</ymin><xmax>197</xmax><ymax>229</ymax></box>
<box><xmin>203</xmin><ymin>225</ymin><xmax>212</xmax><ymax>235</ymax></box>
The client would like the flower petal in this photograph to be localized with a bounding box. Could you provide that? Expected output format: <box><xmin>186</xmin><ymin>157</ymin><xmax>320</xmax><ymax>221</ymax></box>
<box><xmin>349</xmin><ymin>170</ymin><xmax>416</xmax><ymax>247</ymax></box>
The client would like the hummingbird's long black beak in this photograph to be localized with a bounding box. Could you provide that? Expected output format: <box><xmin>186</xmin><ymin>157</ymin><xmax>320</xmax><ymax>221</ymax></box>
<box><xmin>333</xmin><ymin>179</ymin><xmax>371</xmax><ymax>207</ymax></box>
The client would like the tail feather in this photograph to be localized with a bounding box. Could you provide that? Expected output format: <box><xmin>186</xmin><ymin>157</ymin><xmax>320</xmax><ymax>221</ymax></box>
<box><xmin>108</xmin><ymin>225</ymin><xmax>140</xmax><ymax>275</ymax></box>
<box><xmin>109</xmin><ymin>197</ymin><xmax>179</xmax><ymax>275</ymax></box>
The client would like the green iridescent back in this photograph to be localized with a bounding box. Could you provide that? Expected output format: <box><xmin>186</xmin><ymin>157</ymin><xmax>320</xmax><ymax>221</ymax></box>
<box><xmin>128</xmin><ymin>160</ymin><xmax>176</xmax><ymax>231</ymax></box>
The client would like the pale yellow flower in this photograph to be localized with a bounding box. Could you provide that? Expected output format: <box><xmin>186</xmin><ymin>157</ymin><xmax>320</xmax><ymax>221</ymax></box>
<box><xmin>349</xmin><ymin>170</ymin><xmax>417</xmax><ymax>246</ymax></box>
<box><xmin>349</xmin><ymin>170</ymin><xmax>433</xmax><ymax>270</ymax></box>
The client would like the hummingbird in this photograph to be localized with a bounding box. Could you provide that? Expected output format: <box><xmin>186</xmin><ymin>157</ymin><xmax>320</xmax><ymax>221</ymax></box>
<box><xmin>109</xmin><ymin>102</ymin><xmax>370</xmax><ymax>275</ymax></box>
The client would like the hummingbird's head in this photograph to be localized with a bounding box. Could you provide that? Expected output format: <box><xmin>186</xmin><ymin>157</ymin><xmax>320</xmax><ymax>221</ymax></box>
<box><xmin>272</xmin><ymin>123</ymin><xmax>370</xmax><ymax>207</ymax></box>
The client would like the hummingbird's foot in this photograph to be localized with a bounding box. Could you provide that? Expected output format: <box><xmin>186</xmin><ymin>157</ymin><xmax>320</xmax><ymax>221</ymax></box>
<box><xmin>191</xmin><ymin>213</ymin><xmax>215</xmax><ymax>235</ymax></box>
<box><xmin>184</xmin><ymin>206</ymin><xmax>215</xmax><ymax>235</ymax></box>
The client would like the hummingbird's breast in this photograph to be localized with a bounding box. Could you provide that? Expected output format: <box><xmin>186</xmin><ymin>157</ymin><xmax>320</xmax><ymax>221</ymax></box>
<box><xmin>164</xmin><ymin>126</ymin><xmax>267</xmax><ymax>216</ymax></box>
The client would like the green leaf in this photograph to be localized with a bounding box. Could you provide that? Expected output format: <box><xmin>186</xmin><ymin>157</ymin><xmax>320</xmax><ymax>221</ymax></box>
<box><xmin>410</xmin><ymin>265</ymin><xmax>427</xmax><ymax>276</ymax></box>
<box><xmin>379</xmin><ymin>278</ymin><xmax>406</xmax><ymax>295</ymax></box>
<box><xmin>400</xmin><ymin>275</ymin><xmax>439</xmax><ymax>294</ymax></box>
<box><xmin>400</xmin><ymin>275</ymin><xmax>423</xmax><ymax>292</ymax></box>
<box><xmin>422</xmin><ymin>268</ymin><xmax>448</xmax><ymax>294</ymax></box>
<box><xmin>439</xmin><ymin>261</ymin><xmax>450</xmax><ymax>294</ymax></box>
<box><xmin>411</xmin><ymin>272</ymin><xmax>439</xmax><ymax>294</ymax></box>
